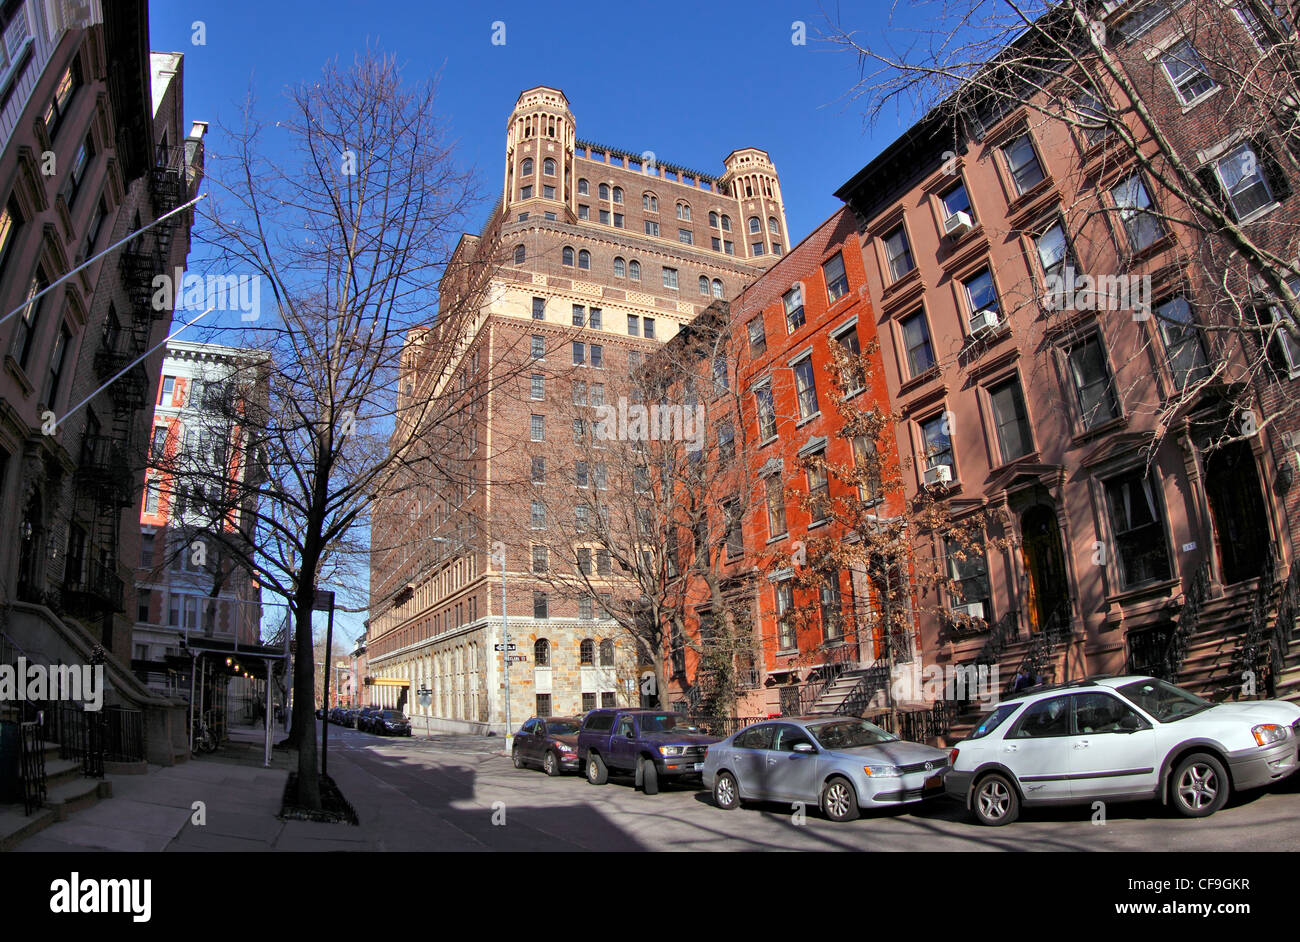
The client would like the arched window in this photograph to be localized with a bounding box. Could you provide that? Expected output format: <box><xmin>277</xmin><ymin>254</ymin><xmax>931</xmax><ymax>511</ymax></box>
<box><xmin>578</xmin><ymin>249</ymin><xmax>591</xmax><ymax>270</ymax></box>
<box><xmin>709</xmin><ymin>211</ymin><xmax>719</xmax><ymax>228</ymax></box>
<box><xmin>643</xmin><ymin>193</ymin><xmax>658</xmax><ymax>211</ymax></box>
<box><xmin>521</xmin><ymin>157</ymin><xmax>533</xmax><ymax>175</ymax></box>
<box><xmin>712</xmin><ymin>279</ymin><xmax>723</xmax><ymax>299</ymax></box>
<box><xmin>698</xmin><ymin>275</ymin><xmax>710</xmax><ymax>296</ymax></box>
<box><xmin>748</xmin><ymin>216</ymin><xmax>761</xmax><ymax>234</ymax></box>
<box><xmin>612</xmin><ymin>186</ymin><xmax>623</xmax><ymax>204</ymax></box>
<box><xmin>543</xmin><ymin>158</ymin><xmax>556</xmax><ymax>175</ymax></box>
<box><xmin>599</xmin><ymin>183</ymin><xmax>610</xmax><ymax>200</ymax></box>
<box><xmin>562</xmin><ymin>246</ymin><xmax>575</xmax><ymax>266</ymax></box>
<box><xmin>720</xmin><ymin>215</ymin><xmax>732</xmax><ymax>232</ymax></box>
<box><xmin>628</xmin><ymin>260</ymin><xmax>641</xmax><ymax>281</ymax></box>
<box><xmin>613</xmin><ymin>257</ymin><xmax>626</xmax><ymax>278</ymax></box>
<box><xmin>579</xmin><ymin>638</ymin><xmax>595</xmax><ymax>665</ymax></box>
<box><xmin>513</xmin><ymin>244</ymin><xmax>525</xmax><ymax>265</ymax></box>
<box><xmin>599</xmin><ymin>639</ymin><xmax>614</xmax><ymax>667</ymax></box>
<box><xmin>769</xmin><ymin>217</ymin><xmax>780</xmax><ymax>234</ymax></box>
<box><xmin>534</xmin><ymin>638</ymin><xmax>550</xmax><ymax>667</ymax></box>
<box><xmin>677</xmin><ymin>202</ymin><xmax>691</xmax><ymax>221</ymax></box>
<box><xmin>578</xmin><ymin>178</ymin><xmax>589</xmax><ymax>195</ymax></box>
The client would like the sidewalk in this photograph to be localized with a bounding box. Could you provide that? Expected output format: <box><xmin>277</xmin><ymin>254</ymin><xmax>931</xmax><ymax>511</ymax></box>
<box><xmin>13</xmin><ymin>725</ymin><xmax>376</xmax><ymax>852</ymax></box>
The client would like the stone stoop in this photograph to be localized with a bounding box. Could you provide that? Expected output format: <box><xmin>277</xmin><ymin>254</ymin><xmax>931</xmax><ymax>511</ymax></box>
<box><xmin>0</xmin><ymin>741</ymin><xmax>113</xmax><ymax>848</ymax></box>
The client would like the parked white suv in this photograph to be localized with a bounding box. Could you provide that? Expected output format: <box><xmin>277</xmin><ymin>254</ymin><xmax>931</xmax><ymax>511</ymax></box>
<box><xmin>946</xmin><ymin>676</ymin><xmax>1300</xmax><ymax>825</ymax></box>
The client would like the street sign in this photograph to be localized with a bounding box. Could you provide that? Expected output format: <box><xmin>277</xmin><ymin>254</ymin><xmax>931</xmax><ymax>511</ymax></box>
<box><xmin>507</xmin><ymin>655</ymin><xmax>528</xmax><ymax>664</ymax></box>
<box><xmin>494</xmin><ymin>643</ymin><xmax>517</xmax><ymax>651</ymax></box>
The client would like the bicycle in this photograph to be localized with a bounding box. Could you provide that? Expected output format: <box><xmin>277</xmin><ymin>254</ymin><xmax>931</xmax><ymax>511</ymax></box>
<box><xmin>191</xmin><ymin>716</ymin><xmax>218</xmax><ymax>754</ymax></box>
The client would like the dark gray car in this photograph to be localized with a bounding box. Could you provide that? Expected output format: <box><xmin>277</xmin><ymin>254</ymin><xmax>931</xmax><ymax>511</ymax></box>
<box><xmin>702</xmin><ymin>715</ymin><xmax>950</xmax><ymax>821</ymax></box>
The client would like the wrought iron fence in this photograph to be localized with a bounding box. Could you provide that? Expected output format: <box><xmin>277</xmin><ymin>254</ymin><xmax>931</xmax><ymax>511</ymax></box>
<box><xmin>685</xmin><ymin>716</ymin><xmax>769</xmax><ymax>738</ymax></box>
<box><xmin>18</xmin><ymin>720</ymin><xmax>46</xmax><ymax>816</ymax></box>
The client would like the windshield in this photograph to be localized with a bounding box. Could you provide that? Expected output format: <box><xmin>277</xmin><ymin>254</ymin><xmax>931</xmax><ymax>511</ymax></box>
<box><xmin>808</xmin><ymin>719</ymin><xmax>898</xmax><ymax>749</ymax></box>
<box><xmin>545</xmin><ymin>721</ymin><xmax>581</xmax><ymax>735</ymax></box>
<box><xmin>380</xmin><ymin>711</ymin><xmax>406</xmax><ymax>721</ymax></box>
<box><xmin>1117</xmin><ymin>678</ymin><xmax>1210</xmax><ymax>722</ymax></box>
<box><xmin>968</xmin><ymin>702</ymin><xmax>1021</xmax><ymax>740</ymax></box>
<box><xmin>637</xmin><ymin>713</ymin><xmax>701</xmax><ymax>734</ymax></box>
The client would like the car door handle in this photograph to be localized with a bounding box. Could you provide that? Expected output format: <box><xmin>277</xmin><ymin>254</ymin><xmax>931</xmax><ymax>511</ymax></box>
<box><xmin>1074</xmin><ymin>740</ymin><xmax>1090</xmax><ymax>749</ymax></box>
<box><xmin>1003</xmin><ymin>744</ymin><xmax>1018</xmax><ymax>752</ymax></box>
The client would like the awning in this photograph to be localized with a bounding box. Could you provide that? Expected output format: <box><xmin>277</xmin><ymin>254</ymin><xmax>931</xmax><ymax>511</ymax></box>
<box><xmin>368</xmin><ymin>677</ymin><xmax>410</xmax><ymax>687</ymax></box>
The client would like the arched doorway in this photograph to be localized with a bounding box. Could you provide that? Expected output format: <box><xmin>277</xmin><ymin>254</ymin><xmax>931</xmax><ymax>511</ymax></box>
<box><xmin>1020</xmin><ymin>505</ymin><xmax>1069</xmax><ymax>633</ymax></box>
<box><xmin>1203</xmin><ymin>440</ymin><xmax>1269</xmax><ymax>584</ymax></box>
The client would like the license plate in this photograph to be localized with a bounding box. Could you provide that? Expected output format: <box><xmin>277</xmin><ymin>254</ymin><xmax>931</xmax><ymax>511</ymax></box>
<box><xmin>924</xmin><ymin>775</ymin><xmax>943</xmax><ymax>791</ymax></box>
<box><xmin>693</xmin><ymin>762</ymin><xmax>704</xmax><ymax>772</ymax></box>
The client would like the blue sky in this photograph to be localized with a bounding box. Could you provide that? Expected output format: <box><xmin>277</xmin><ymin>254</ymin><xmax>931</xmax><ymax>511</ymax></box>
<box><xmin>149</xmin><ymin>0</ymin><xmax>925</xmax><ymax>246</ymax></box>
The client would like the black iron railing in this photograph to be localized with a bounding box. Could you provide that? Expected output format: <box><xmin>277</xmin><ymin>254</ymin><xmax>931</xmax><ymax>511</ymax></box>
<box><xmin>1237</xmin><ymin>551</ymin><xmax>1293</xmax><ymax>698</ymax></box>
<box><xmin>792</xmin><ymin>642</ymin><xmax>862</xmax><ymax>715</ymax></box>
<box><xmin>102</xmin><ymin>706</ymin><xmax>144</xmax><ymax>763</ymax></box>
<box><xmin>18</xmin><ymin>720</ymin><xmax>46</xmax><ymax>816</ymax></box>
<box><xmin>150</xmin><ymin>145</ymin><xmax>188</xmax><ymax>214</ymax></box>
<box><xmin>973</xmin><ymin>609</ymin><xmax>1021</xmax><ymax>667</ymax></box>
<box><xmin>1127</xmin><ymin>562</ymin><xmax>1210</xmax><ymax>681</ymax></box>
<box><xmin>62</xmin><ymin>560</ymin><xmax>125</xmax><ymax>617</ymax></box>
<box><xmin>75</xmin><ymin>435</ymin><xmax>135</xmax><ymax>506</ymax></box>
<box><xmin>685</xmin><ymin>716</ymin><xmax>769</xmax><ymax>738</ymax></box>
<box><xmin>875</xmin><ymin>701</ymin><xmax>962</xmax><ymax>743</ymax></box>
<box><xmin>1005</xmin><ymin>608</ymin><xmax>1072</xmax><ymax>694</ymax></box>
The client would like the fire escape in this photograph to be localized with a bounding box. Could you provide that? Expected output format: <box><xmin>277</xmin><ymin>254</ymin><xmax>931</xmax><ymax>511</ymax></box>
<box><xmin>66</xmin><ymin>147</ymin><xmax>187</xmax><ymax>643</ymax></box>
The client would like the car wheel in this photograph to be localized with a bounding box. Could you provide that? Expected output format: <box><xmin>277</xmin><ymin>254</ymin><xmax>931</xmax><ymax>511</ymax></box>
<box><xmin>1171</xmin><ymin>753</ymin><xmax>1229</xmax><ymax>818</ymax></box>
<box><xmin>587</xmin><ymin>752</ymin><xmax>608</xmax><ymax>785</ymax></box>
<box><xmin>640</xmin><ymin>758</ymin><xmax>659</xmax><ymax>795</ymax></box>
<box><xmin>544</xmin><ymin>751</ymin><xmax>560</xmax><ymax>777</ymax></box>
<box><xmin>972</xmin><ymin>772</ymin><xmax>1020</xmax><ymax>826</ymax></box>
<box><xmin>820</xmin><ymin>776</ymin><xmax>859</xmax><ymax>822</ymax></box>
<box><xmin>714</xmin><ymin>771</ymin><xmax>740</xmax><ymax>810</ymax></box>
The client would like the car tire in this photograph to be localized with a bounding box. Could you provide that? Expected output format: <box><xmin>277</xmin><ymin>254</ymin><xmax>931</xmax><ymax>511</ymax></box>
<box><xmin>641</xmin><ymin>758</ymin><xmax>659</xmax><ymax>795</ymax></box>
<box><xmin>587</xmin><ymin>752</ymin><xmax>608</xmax><ymax>785</ymax></box>
<box><xmin>972</xmin><ymin>772</ymin><xmax>1020</xmax><ymax>826</ymax></box>
<box><xmin>512</xmin><ymin>747</ymin><xmax>524</xmax><ymax>769</ymax></box>
<box><xmin>713</xmin><ymin>771</ymin><xmax>740</xmax><ymax>810</ymax></box>
<box><xmin>544</xmin><ymin>751</ymin><xmax>560</xmax><ymax>777</ymax></box>
<box><xmin>820</xmin><ymin>776</ymin><xmax>859</xmax><ymax>822</ymax></box>
<box><xmin>1171</xmin><ymin>753</ymin><xmax>1229</xmax><ymax>818</ymax></box>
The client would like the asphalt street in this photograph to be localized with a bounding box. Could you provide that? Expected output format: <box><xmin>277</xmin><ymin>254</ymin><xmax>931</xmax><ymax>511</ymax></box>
<box><xmin>320</xmin><ymin>722</ymin><xmax>1300</xmax><ymax>851</ymax></box>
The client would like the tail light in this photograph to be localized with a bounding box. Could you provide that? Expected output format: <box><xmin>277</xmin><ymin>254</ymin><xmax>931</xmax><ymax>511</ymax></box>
<box><xmin>949</xmin><ymin>748</ymin><xmax>959</xmax><ymax>765</ymax></box>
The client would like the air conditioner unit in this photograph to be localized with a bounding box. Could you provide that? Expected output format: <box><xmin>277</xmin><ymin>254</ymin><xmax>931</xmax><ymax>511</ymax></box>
<box><xmin>922</xmin><ymin>464</ymin><xmax>953</xmax><ymax>486</ymax></box>
<box><xmin>955</xmin><ymin>601</ymin><xmax>985</xmax><ymax>620</ymax></box>
<box><xmin>968</xmin><ymin>308</ymin><xmax>1000</xmax><ymax>335</ymax></box>
<box><xmin>943</xmin><ymin>210</ymin><xmax>973</xmax><ymax>237</ymax></box>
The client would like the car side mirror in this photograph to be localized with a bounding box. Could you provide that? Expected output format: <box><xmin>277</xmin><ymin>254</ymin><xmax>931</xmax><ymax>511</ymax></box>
<box><xmin>625</xmin><ymin>731</ymin><xmax>635</xmax><ymax>738</ymax></box>
<box><xmin>793</xmin><ymin>742</ymin><xmax>815</xmax><ymax>753</ymax></box>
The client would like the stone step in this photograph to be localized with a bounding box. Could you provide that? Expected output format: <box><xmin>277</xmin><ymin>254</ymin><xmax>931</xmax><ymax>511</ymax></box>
<box><xmin>0</xmin><ymin>805</ymin><xmax>58</xmax><ymax>852</ymax></box>
<box><xmin>43</xmin><ymin>776</ymin><xmax>111</xmax><ymax>821</ymax></box>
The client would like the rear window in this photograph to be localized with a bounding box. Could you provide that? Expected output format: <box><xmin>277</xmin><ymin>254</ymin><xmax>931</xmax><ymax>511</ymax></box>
<box><xmin>583</xmin><ymin>713</ymin><xmax>615</xmax><ymax>732</ymax></box>
<box><xmin>967</xmin><ymin>702</ymin><xmax>1020</xmax><ymax>740</ymax></box>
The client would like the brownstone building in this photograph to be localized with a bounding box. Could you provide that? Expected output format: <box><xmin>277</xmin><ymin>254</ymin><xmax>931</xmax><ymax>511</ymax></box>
<box><xmin>828</xmin><ymin>0</ymin><xmax>1300</xmax><ymax>738</ymax></box>
<box><xmin>367</xmin><ymin>86</ymin><xmax>787</xmax><ymax>733</ymax></box>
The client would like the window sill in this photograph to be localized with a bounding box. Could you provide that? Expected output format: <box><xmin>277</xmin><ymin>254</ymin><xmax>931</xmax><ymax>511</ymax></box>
<box><xmin>1070</xmin><ymin>414</ymin><xmax>1127</xmax><ymax>447</ymax></box>
<box><xmin>766</xmin><ymin>532</ymin><xmax>789</xmax><ymax>546</ymax></box>
<box><xmin>1235</xmin><ymin>201</ymin><xmax>1282</xmax><ymax>227</ymax></box>
<box><xmin>897</xmin><ymin>366</ymin><xmax>941</xmax><ymax>397</ymax></box>
<box><xmin>4</xmin><ymin>356</ymin><xmax>33</xmax><ymax>397</ymax></box>
<box><xmin>881</xmin><ymin>266</ymin><xmax>922</xmax><ymax>299</ymax></box>
<box><xmin>795</xmin><ymin>411</ymin><xmax>822</xmax><ymax>428</ymax></box>
<box><xmin>807</xmin><ymin>517</ymin><xmax>829</xmax><ymax>530</ymax></box>
<box><xmin>1180</xmin><ymin>85</ymin><xmax>1222</xmax><ymax>115</ymax></box>
<box><xmin>1106</xmin><ymin>577</ymin><xmax>1180</xmax><ymax>610</ymax></box>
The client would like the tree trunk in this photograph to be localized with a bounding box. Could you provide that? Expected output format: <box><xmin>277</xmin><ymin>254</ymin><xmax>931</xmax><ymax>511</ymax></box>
<box><xmin>292</xmin><ymin>597</ymin><xmax>320</xmax><ymax>808</ymax></box>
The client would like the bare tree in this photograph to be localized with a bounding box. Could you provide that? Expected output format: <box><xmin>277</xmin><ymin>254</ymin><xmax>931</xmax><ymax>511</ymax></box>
<box><xmin>185</xmin><ymin>50</ymin><xmax>495</xmax><ymax>809</ymax></box>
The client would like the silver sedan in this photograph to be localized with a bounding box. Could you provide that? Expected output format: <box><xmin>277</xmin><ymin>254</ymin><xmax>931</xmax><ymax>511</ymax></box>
<box><xmin>702</xmin><ymin>716</ymin><xmax>951</xmax><ymax>822</ymax></box>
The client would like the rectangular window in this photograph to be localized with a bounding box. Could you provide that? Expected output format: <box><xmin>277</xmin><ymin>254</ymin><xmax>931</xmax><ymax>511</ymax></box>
<box><xmin>748</xmin><ymin>317</ymin><xmax>767</xmax><ymax>355</ymax></box>
<box><xmin>0</xmin><ymin>198</ymin><xmax>21</xmax><ymax>279</ymax></box>
<box><xmin>530</xmin><ymin>374</ymin><xmax>545</xmax><ymax>400</ymax></box>
<box><xmin>1073</xmin><ymin>90</ymin><xmax>1110</xmax><ymax>146</ymax></box>
<box><xmin>755</xmin><ymin>383</ymin><xmax>777</xmax><ymax>440</ymax></box>
<box><xmin>613</xmin><ymin>213</ymin><xmax>624</xmax><ymax>228</ymax></box>
<box><xmin>1155</xmin><ymin>296</ymin><xmax>1209</xmax><ymax>389</ymax></box>
<box><xmin>578</xmin><ymin>204</ymin><xmax>590</xmax><ymax>220</ymax></box>
<box><xmin>921</xmin><ymin>413</ymin><xmax>955</xmax><ymax>476</ymax></box>
<box><xmin>599</xmin><ymin>209</ymin><xmax>610</xmax><ymax>225</ymax></box>
<box><xmin>531</xmin><ymin>456</ymin><xmax>546</xmax><ymax>484</ymax></box>
<box><xmin>531</xmin><ymin>335</ymin><xmax>545</xmax><ymax>359</ymax></box>
<box><xmin>852</xmin><ymin>435</ymin><xmax>882</xmax><ymax>502</ymax></box>
<box><xmin>575</xmin><ymin>461</ymin><xmax>589</xmax><ymax>488</ymax></box>
<box><xmin>1036</xmin><ymin>221</ymin><xmax>1072</xmax><ymax>283</ymax></box>
<box><xmin>1214</xmin><ymin>142</ymin><xmax>1276</xmax><ymax>220</ymax></box>
<box><xmin>42</xmin><ymin>324</ymin><xmax>70</xmax><ymax>407</ymax></box>
<box><xmin>144</xmin><ymin>479</ymin><xmax>160</xmax><ymax>514</ymax></box>
<box><xmin>589</xmin><ymin>344</ymin><xmax>603</xmax><ymax>368</ymax></box>
<box><xmin>883</xmin><ymin>228</ymin><xmax>914</xmax><ymax>283</ymax></box>
<box><xmin>588</xmin><ymin>307</ymin><xmax>602</xmax><ymax>330</ymax></box>
<box><xmin>662</xmin><ymin>267</ymin><xmax>678</xmax><ymax>290</ymax></box>
<box><xmin>531</xmin><ymin>501</ymin><xmax>546</xmax><ymax>528</ymax></box>
<box><xmin>628</xmin><ymin>314</ymin><xmax>640</xmax><ymax>337</ymax></box>
<box><xmin>159</xmin><ymin>375</ymin><xmax>176</xmax><ymax>406</ymax></box>
<box><xmin>577</xmin><ymin>547</ymin><xmax>592</xmax><ymax>574</ymax></box>
<box><xmin>645</xmin><ymin>220</ymin><xmax>660</xmax><ymax>237</ymax></box>
<box><xmin>573</xmin><ymin>418</ymin><xmax>586</xmax><ymax>443</ymax></box>
<box><xmin>776</xmin><ymin>581</ymin><xmax>795</xmax><ymax>649</ymax></box>
<box><xmin>1162</xmin><ymin>40</ymin><xmax>1217</xmax><ymax>105</ymax></box>
<box><xmin>576</xmin><ymin>505</ymin><xmax>589</xmax><ymax>532</ymax></box>
<box><xmin>64</xmin><ymin>137</ymin><xmax>92</xmax><ymax>208</ymax></box>
<box><xmin>12</xmin><ymin>272</ymin><xmax>46</xmax><ymax>371</ymax></box>
<box><xmin>941</xmin><ymin>181</ymin><xmax>973</xmax><ymax>222</ymax></box>
<box><xmin>724</xmin><ymin>241</ymin><xmax>735</xmax><ymax>255</ymax></box>
<box><xmin>573</xmin><ymin>341</ymin><xmax>585</xmax><ymax>365</ymax></box>
<box><xmin>834</xmin><ymin>324</ymin><xmax>865</xmax><ymax>392</ymax></box>
<box><xmin>1111</xmin><ymin>173</ymin><xmax>1163</xmax><ymax>251</ymax></box>
<box><xmin>725</xmin><ymin>502</ymin><xmax>744</xmax><ymax>558</ymax></box>
<box><xmin>678</xmin><ymin>228</ymin><xmax>693</xmax><ymax>245</ymax></box>
<box><xmin>988</xmin><ymin>378</ymin><xmax>1033</xmax><ymax>463</ymax></box>
<box><xmin>532</xmin><ymin>545</ymin><xmax>548</xmax><ymax>573</ymax></box>
<box><xmin>590</xmin><ymin>383</ymin><xmax>604</xmax><ymax>407</ymax></box>
<box><xmin>1002</xmin><ymin>134</ymin><xmax>1045</xmax><ymax>195</ymax></box>
<box><xmin>784</xmin><ymin>285</ymin><xmax>805</xmax><ymax>331</ymax></box>
<box><xmin>1065</xmin><ymin>336</ymin><xmax>1120</xmax><ymax>429</ymax></box>
<box><xmin>643</xmin><ymin>318</ymin><xmax>656</xmax><ymax>340</ymax></box>
<box><xmin>572</xmin><ymin>304</ymin><xmax>585</xmax><ymax>327</ymax></box>
<box><xmin>807</xmin><ymin>448</ymin><xmax>829</xmax><ymax>521</ymax></box>
<box><xmin>597</xmin><ymin>548</ymin><xmax>611</xmax><ymax>575</ymax></box>
<box><xmin>530</xmin><ymin>414</ymin><xmax>545</xmax><ymax>441</ymax></box>
<box><xmin>792</xmin><ymin>357</ymin><xmax>819</xmax><ymax>419</ymax></box>
<box><xmin>543</xmin><ymin>185</ymin><xmax>555</xmax><ymax>199</ymax></box>
<box><xmin>964</xmin><ymin>268</ymin><xmax>1000</xmax><ymax>321</ymax></box>
<box><xmin>766</xmin><ymin>475</ymin><xmax>787</xmax><ymax>537</ymax></box>
<box><xmin>712</xmin><ymin>236</ymin><xmax>722</xmax><ymax>251</ymax></box>
<box><xmin>752</xmin><ymin>242</ymin><xmax>765</xmax><ymax>256</ymax></box>
<box><xmin>521</xmin><ymin>185</ymin><xmax>533</xmax><ymax>200</ymax></box>
<box><xmin>900</xmin><ymin>311</ymin><xmax>935</xmax><ymax>377</ymax></box>
<box><xmin>1104</xmin><ymin>469</ymin><xmax>1172</xmax><ymax>588</ymax></box>
<box><xmin>946</xmin><ymin>538</ymin><xmax>991</xmax><ymax>617</ymax></box>
<box><xmin>535</xmin><ymin>694</ymin><xmax>552</xmax><ymax>716</ymax></box>
<box><xmin>579</xmin><ymin>598</ymin><xmax>594</xmax><ymax>621</ymax></box>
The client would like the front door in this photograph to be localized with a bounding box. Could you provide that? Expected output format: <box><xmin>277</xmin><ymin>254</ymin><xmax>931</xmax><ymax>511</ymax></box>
<box><xmin>1020</xmin><ymin>505</ymin><xmax>1069</xmax><ymax>633</ymax></box>
<box><xmin>1203</xmin><ymin>440</ymin><xmax>1270</xmax><ymax>584</ymax></box>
